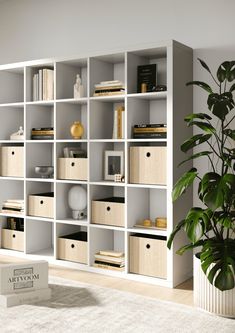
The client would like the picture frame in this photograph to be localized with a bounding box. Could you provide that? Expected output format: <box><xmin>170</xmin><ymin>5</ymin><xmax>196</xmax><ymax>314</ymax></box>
<box><xmin>104</xmin><ymin>150</ymin><xmax>124</xmax><ymax>181</ymax></box>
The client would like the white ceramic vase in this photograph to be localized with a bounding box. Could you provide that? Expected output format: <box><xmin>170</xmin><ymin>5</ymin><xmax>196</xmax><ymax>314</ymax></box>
<box><xmin>194</xmin><ymin>255</ymin><xmax>235</xmax><ymax>318</ymax></box>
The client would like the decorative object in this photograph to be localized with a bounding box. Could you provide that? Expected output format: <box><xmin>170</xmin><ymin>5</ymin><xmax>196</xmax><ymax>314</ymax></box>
<box><xmin>143</xmin><ymin>219</ymin><xmax>152</xmax><ymax>227</ymax></box>
<box><xmin>114</xmin><ymin>174</ymin><xmax>122</xmax><ymax>182</ymax></box>
<box><xmin>137</xmin><ymin>64</ymin><xmax>157</xmax><ymax>93</ymax></box>
<box><xmin>68</xmin><ymin>185</ymin><xmax>87</xmax><ymax>220</ymax></box>
<box><xmin>70</xmin><ymin>121</ymin><xmax>84</xmax><ymax>139</ymax></box>
<box><xmin>167</xmin><ymin>59</ymin><xmax>235</xmax><ymax>317</ymax></box>
<box><xmin>63</xmin><ymin>147</ymin><xmax>86</xmax><ymax>158</ymax></box>
<box><xmin>155</xmin><ymin>84</ymin><xmax>167</xmax><ymax>92</ymax></box>
<box><xmin>73</xmin><ymin>74</ymin><xmax>84</xmax><ymax>99</ymax></box>
<box><xmin>155</xmin><ymin>217</ymin><xmax>167</xmax><ymax>229</ymax></box>
<box><xmin>104</xmin><ymin>150</ymin><xmax>124</xmax><ymax>181</ymax></box>
<box><xmin>10</xmin><ymin>126</ymin><xmax>24</xmax><ymax>140</ymax></box>
<box><xmin>0</xmin><ymin>261</ymin><xmax>51</xmax><ymax>307</ymax></box>
<box><xmin>35</xmin><ymin>166</ymin><xmax>54</xmax><ymax>178</ymax></box>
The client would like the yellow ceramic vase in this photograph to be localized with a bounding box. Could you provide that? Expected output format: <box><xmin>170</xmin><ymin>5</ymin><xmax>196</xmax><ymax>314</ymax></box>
<box><xmin>70</xmin><ymin>121</ymin><xmax>84</xmax><ymax>139</ymax></box>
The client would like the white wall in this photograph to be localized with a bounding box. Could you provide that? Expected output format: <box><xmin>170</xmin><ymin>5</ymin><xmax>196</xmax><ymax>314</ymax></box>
<box><xmin>0</xmin><ymin>0</ymin><xmax>234</xmax><ymax>204</ymax></box>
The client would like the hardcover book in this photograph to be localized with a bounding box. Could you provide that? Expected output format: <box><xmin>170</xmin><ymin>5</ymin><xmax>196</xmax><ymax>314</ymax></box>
<box><xmin>137</xmin><ymin>64</ymin><xmax>157</xmax><ymax>93</ymax></box>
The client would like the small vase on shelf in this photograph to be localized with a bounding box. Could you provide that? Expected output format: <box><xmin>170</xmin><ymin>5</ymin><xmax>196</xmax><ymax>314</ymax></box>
<box><xmin>74</xmin><ymin>74</ymin><xmax>84</xmax><ymax>99</ymax></box>
<box><xmin>70</xmin><ymin>121</ymin><xmax>84</xmax><ymax>139</ymax></box>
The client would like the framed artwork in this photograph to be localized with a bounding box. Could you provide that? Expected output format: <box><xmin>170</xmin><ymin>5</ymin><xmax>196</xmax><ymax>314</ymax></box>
<box><xmin>104</xmin><ymin>150</ymin><xmax>124</xmax><ymax>181</ymax></box>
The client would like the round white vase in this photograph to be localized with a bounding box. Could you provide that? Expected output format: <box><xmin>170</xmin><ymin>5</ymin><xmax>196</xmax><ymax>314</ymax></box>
<box><xmin>194</xmin><ymin>255</ymin><xmax>235</xmax><ymax>318</ymax></box>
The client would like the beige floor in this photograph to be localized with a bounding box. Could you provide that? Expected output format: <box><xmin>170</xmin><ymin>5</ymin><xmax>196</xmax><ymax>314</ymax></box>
<box><xmin>0</xmin><ymin>254</ymin><xmax>193</xmax><ymax>306</ymax></box>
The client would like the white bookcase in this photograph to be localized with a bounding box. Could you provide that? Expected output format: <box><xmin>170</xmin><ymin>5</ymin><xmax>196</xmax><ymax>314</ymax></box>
<box><xmin>0</xmin><ymin>40</ymin><xmax>193</xmax><ymax>287</ymax></box>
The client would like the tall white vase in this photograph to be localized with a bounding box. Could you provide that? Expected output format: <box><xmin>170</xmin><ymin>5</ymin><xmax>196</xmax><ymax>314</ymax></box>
<box><xmin>194</xmin><ymin>255</ymin><xmax>235</xmax><ymax>318</ymax></box>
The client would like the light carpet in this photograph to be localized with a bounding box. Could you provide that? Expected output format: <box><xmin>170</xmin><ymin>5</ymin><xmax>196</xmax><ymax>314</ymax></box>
<box><xmin>0</xmin><ymin>276</ymin><xmax>234</xmax><ymax>333</ymax></box>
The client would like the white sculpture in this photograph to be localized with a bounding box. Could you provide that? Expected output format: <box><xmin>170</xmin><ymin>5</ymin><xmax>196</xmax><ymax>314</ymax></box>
<box><xmin>68</xmin><ymin>185</ymin><xmax>87</xmax><ymax>219</ymax></box>
<box><xmin>74</xmin><ymin>74</ymin><xmax>84</xmax><ymax>99</ymax></box>
<box><xmin>10</xmin><ymin>126</ymin><xmax>24</xmax><ymax>141</ymax></box>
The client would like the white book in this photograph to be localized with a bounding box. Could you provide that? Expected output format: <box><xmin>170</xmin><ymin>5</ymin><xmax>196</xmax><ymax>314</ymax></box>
<box><xmin>46</xmin><ymin>69</ymin><xmax>54</xmax><ymax>100</ymax></box>
<box><xmin>42</xmin><ymin>69</ymin><xmax>48</xmax><ymax>100</ymax></box>
<box><xmin>39</xmin><ymin>70</ymin><xmax>43</xmax><ymax>100</ymax></box>
<box><xmin>112</xmin><ymin>109</ymin><xmax>117</xmax><ymax>139</ymax></box>
<box><xmin>35</xmin><ymin>74</ymin><xmax>39</xmax><ymax>101</ymax></box>
<box><xmin>33</xmin><ymin>74</ymin><xmax>36</xmax><ymax>101</ymax></box>
<box><xmin>122</xmin><ymin>110</ymin><xmax>125</xmax><ymax>139</ymax></box>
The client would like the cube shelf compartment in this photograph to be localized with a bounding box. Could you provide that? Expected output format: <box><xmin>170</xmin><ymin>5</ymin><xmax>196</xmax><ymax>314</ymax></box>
<box><xmin>0</xmin><ymin>40</ymin><xmax>193</xmax><ymax>288</ymax></box>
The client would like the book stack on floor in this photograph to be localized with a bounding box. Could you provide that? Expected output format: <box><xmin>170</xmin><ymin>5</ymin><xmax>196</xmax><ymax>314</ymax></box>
<box><xmin>1</xmin><ymin>200</ymin><xmax>24</xmax><ymax>215</ymax></box>
<box><xmin>112</xmin><ymin>106</ymin><xmax>125</xmax><ymax>139</ymax></box>
<box><xmin>133</xmin><ymin>123</ymin><xmax>167</xmax><ymax>139</ymax></box>
<box><xmin>31</xmin><ymin>127</ymin><xmax>54</xmax><ymax>140</ymax></box>
<box><xmin>93</xmin><ymin>80</ymin><xmax>125</xmax><ymax>96</ymax></box>
<box><xmin>33</xmin><ymin>68</ymin><xmax>54</xmax><ymax>101</ymax></box>
<box><xmin>94</xmin><ymin>250</ymin><xmax>125</xmax><ymax>271</ymax></box>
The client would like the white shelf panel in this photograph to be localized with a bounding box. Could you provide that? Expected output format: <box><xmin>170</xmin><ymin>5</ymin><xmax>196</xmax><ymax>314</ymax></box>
<box><xmin>0</xmin><ymin>140</ymin><xmax>25</xmax><ymax>144</ymax></box>
<box><xmin>0</xmin><ymin>212</ymin><xmax>25</xmax><ymax>218</ymax></box>
<box><xmin>27</xmin><ymin>247</ymin><xmax>54</xmax><ymax>258</ymax></box>
<box><xmin>26</xmin><ymin>177</ymin><xmax>54</xmax><ymax>183</ymax></box>
<box><xmin>26</xmin><ymin>215</ymin><xmax>54</xmax><ymax>223</ymax></box>
<box><xmin>127</xmin><ymin>91</ymin><xmax>167</xmax><ymax>100</ymax></box>
<box><xmin>90</xmin><ymin>95</ymin><xmax>125</xmax><ymax>102</ymax></box>
<box><xmin>90</xmin><ymin>181</ymin><xmax>126</xmax><ymax>187</ymax></box>
<box><xmin>127</xmin><ymin>183</ymin><xmax>167</xmax><ymax>189</ymax></box>
<box><xmin>90</xmin><ymin>223</ymin><xmax>125</xmax><ymax>231</ymax></box>
<box><xmin>0</xmin><ymin>102</ymin><xmax>24</xmax><ymax>108</ymax></box>
<box><xmin>56</xmin><ymin>179</ymin><xmax>88</xmax><ymax>184</ymax></box>
<box><xmin>56</xmin><ymin>98</ymin><xmax>88</xmax><ymax>105</ymax></box>
<box><xmin>26</xmin><ymin>100</ymin><xmax>54</xmax><ymax>106</ymax></box>
<box><xmin>90</xmin><ymin>139</ymin><xmax>125</xmax><ymax>143</ymax></box>
<box><xmin>0</xmin><ymin>176</ymin><xmax>24</xmax><ymax>181</ymax></box>
<box><xmin>127</xmin><ymin>139</ymin><xmax>167</xmax><ymax>143</ymax></box>
<box><xmin>26</xmin><ymin>140</ymin><xmax>54</xmax><ymax>143</ymax></box>
<box><xmin>127</xmin><ymin>227</ymin><xmax>167</xmax><ymax>237</ymax></box>
<box><xmin>56</xmin><ymin>218</ymin><xmax>88</xmax><ymax>226</ymax></box>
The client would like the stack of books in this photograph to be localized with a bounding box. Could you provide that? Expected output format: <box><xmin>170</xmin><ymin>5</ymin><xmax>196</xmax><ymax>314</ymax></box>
<box><xmin>1</xmin><ymin>200</ymin><xmax>24</xmax><ymax>215</ymax></box>
<box><xmin>31</xmin><ymin>127</ymin><xmax>54</xmax><ymax>140</ymax></box>
<box><xmin>7</xmin><ymin>217</ymin><xmax>24</xmax><ymax>231</ymax></box>
<box><xmin>93</xmin><ymin>80</ymin><xmax>125</xmax><ymax>96</ymax></box>
<box><xmin>112</xmin><ymin>106</ymin><xmax>125</xmax><ymax>139</ymax></box>
<box><xmin>133</xmin><ymin>123</ymin><xmax>167</xmax><ymax>139</ymax></box>
<box><xmin>94</xmin><ymin>250</ymin><xmax>125</xmax><ymax>271</ymax></box>
<box><xmin>33</xmin><ymin>68</ymin><xmax>54</xmax><ymax>101</ymax></box>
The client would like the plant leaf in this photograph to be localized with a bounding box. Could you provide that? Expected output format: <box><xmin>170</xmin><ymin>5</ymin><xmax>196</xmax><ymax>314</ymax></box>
<box><xmin>198</xmin><ymin>58</ymin><xmax>212</xmax><ymax>74</ymax></box>
<box><xmin>167</xmin><ymin>219</ymin><xmax>186</xmax><ymax>249</ymax></box>
<box><xmin>186</xmin><ymin>81</ymin><xmax>213</xmax><ymax>94</ymax></box>
<box><xmin>181</xmin><ymin>134</ymin><xmax>212</xmax><ymax>153</ymax></box>
<box><xmin>176</xmin><ymin>240</ymin><xmax>205</xmax><ymax>255</ymax></box>
<box><xmin>188</xmin><ymin>121</ymin><xmax>216</xmax><ymax>134</ymax></box>
<box><xmin>184</xmin><ymin>208</ymin><xmax>210</xmax><ymax>243</ymax></box>
<box><xmin>207</xmin><ymin>92</ymin><xmax>235</xmax><ymax>121</ymax></box>
<box><xmin>229</xmin><ymin>82</ymin><xmax>235</xmax><ymax>92</ymax></box>
<box><xmin>178</xmin><ymin>151</ymin><xmax>212</xmax><ymax>167</ymax></box>
<box><xmin>172</xmin><ymin>168</ymin><xmax>198</xmax><ymax>202</ymax></box>
<box><xmin>223</xmin><ymin>129</ymin><xmax>235</xmax><ymax>140</ymax></box>
<box><xmin>184</xmin><ymin>113</ymin><xmax>212</xmax><ymax>123</ymax></box>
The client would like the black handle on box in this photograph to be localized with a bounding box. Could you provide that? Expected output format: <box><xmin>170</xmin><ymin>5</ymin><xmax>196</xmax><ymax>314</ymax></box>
<box><xmin>146</xmin><ymin>244</ymin><xmax>150</xmax><ymax>249</ymax></box>
<box><xmin>40</xmin><ymin>200</ymin><xmax>44</xmax><ymax>205</ymax></box>
<box><xmin>12</xmin><ymin>151</ymin><xmax>15</xmax><ymax>155</ymax></box>
<box><xmin>146</xmin><ymin>152</ymin><xmax>151</xmax><ymax>158</ymax></box>
<box><xmin>12</xmin><ymin>234</ymin><xmax>16</xmax><ymax>238</ymax></box>
<box><xmin>71</xmin><ymin>162</ymin><xmax>75</xmax><ymax>167</ymax></box>
<box><xmin>71</xmin><ymin>244</ymin><xmax>75</xmax><ymax>249</ymax></box>
<box><xmin>107</xmin><ymin>206</ymin><xmax>111</xmax><ymax>212</ymax></box>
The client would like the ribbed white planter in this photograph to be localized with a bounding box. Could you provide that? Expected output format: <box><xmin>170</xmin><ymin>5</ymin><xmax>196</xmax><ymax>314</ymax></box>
<box><xmin>194</xmin><ymin>255</ymin><xmax>235</xmax><ymax>318</ymax></box>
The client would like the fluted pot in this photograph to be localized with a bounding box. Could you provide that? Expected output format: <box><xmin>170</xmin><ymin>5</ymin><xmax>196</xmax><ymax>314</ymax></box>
<box><xmin>194</xmin><ymin>255</ymin><xmax>235</xmax><ymax>318</ymax></box>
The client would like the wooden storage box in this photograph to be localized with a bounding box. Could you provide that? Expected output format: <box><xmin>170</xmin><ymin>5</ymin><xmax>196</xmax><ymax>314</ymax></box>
<box><xmin>92</xmin><ymin>197</ymin><xmax>125</xmax><ymax>227</ymax></box>
<box><xmin>129</xmin><ymin>233</ymin><xmax>167</xmax><ymax>279</ymax></box>
<box><xmin>57</xmin><ymin>231</ymin><xmax>87</xmax><ymax>264</ymax></box>
<box><xmin>130</xmin><ymin>146</ymin><xmax>166</xmax><ymax>185</ymax></box>
<box><xmin>0</xmin><ymin>146</ymin><xmax>24</xmax><ymax>177</ymax></box>
<box><xmin>1</xmin><ymin>229</ymin><xmax>24</xmax><ymax>252</ymax></box>
<box><xmin>57</xmin><ymin>158</ymin><xmax>87</xmax><ymax>181</ymax></box>
<box><xmin>28</xmin><ymin>192</ymin><xmax>54</xmax><ymax>219</ymax></box>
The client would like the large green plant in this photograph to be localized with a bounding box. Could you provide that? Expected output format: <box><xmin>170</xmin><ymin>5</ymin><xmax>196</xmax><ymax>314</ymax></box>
<box><xmin>167</xmin><ymin>59</ymin><xmax>235</xmax><ymax>291</ymax></box>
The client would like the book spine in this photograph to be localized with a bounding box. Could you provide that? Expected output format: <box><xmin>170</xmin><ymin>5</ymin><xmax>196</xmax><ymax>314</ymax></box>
<box><xmin>47</xmin><ymin>69</ymin><xmax>54</xmax><ymax>100</ymax></box>
<box><xmin>134</xmin><ymin>128</ymin><xmax>167</xmax><ymax>133</ymax></box>
<box><xmin>39</xmin><ymin>69</ymin><xmax>43</xmax><ymax>100</ymax></box>
<box><xmin>117</xmin><ymin>108</ymin><xmax>122</xmax><ymax>139</ymax></box>
<box><xmin>122</xmin><ymin>109</ymin><xmax>125</xmax><ymax>139</ymax></box>
<box><xmin>134</xmin><ymin>124</ymin><xmax>166</xmax><ymax>128</ymax></box>
<box><xmin>112</xmin><ymin>109</ymin><xmax>117</xmax><ymax>139</ymax></box>
<box><xmin>133</xmin><ymin>133</ymin><xmax>167</xmax><ymax>138</ymax></box>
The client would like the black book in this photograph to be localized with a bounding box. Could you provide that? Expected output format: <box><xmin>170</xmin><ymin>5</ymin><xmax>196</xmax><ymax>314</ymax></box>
<box><xmin>134</xmin><ymin>124</ymin><xmax>166</xmax><ymax>128</ymax></box>
<box><xmin>137</xmin><ymin>64</ymin><xmax>157</xmax><ymax>93</ymax></box>
<box><xmin>133</xmin><ymin>132</ymin><xmax>167</xmax><ymax>138</ymax></box>
<box><xmin>31</xmin><ymin>135</ymin><xmax>54</xmax><ymax>140</ymax></box>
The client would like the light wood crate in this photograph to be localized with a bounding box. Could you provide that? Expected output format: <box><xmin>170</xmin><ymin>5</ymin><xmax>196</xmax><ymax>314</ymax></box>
<box><xmin>57</xmin><ymin>158</ymin><xmax>87</xmax><ymax>181</ymax></box>
<box><xmin>0</xmin><ymin>146</ymin><xmax>24</xmax><ymax>177</ymax></box>
<box><xmin>1</xmin><ymin>229</ymin><xmax>24</xmax><ymax>252</ymax></box>
<box><xmin>28</xmin><ymin>193</ymin><xmax>54</xmax><ymax>219</ymax></box>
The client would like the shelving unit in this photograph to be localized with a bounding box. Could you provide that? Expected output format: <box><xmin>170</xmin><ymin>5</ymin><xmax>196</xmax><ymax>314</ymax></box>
<box><xmin>0</xmin><ymin>40</ymin><xmax>193</xmax><ymax>287</ymax></box>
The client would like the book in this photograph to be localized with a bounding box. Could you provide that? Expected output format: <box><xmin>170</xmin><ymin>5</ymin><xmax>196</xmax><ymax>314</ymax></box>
<box><xmin>93</xmin><ymin>263</ymin><xmax>125</xmax><ymax>271</ymax></box>
<box><xmin>94</xmin><ymin>253</ymin><xmax>125</xmax><ymax>264</ymax></box>
<box><xmin>137</xmin><ymin>64</ymin><xmax>157</xmax><ymax>93</ymax></box>
<box><xmin>31</xmin><ymin>135</ymin><xmax>54</xmax><ymax>140</ymax></box>
<box><xmin>98</xmin><ymin>250</ymin><xmax>124</xmax><ymax>257</ymax></box>
<box><xmin>46</xmin><ymin>69</ymin><xmax>54</xmax><ymax>100</ymax></box>
<box><xmin>112</xmin><ymin>106</ymin><xmax>125</xmax><ymax>139</ymax></box>
<box><xmin>133</xmin><ymin>132</ymin><xmax>167</xmax><ymax>138</ymax></box>
<box><xmin>93</xmin><ymin>91</ymin><xmax>124</xmax><ymax>97</ymax></box>
<box><xmin>134</xmin><ymin>124</ymin><xmax>166</xmax><ymax>128</ymax></box>
<box><xmin>39</xmin><ymin>69</ymin><xmax>43</xmax><ymax>100</ymax></box>
<box><xmin>133</xmin><ymin>127</ymin><xmax>167</xmax><ymax>133</ymax></box>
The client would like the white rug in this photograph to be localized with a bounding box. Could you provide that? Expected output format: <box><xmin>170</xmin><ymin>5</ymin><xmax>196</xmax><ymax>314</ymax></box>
<box><xmin>0</xmin><ymin>276</ymin><xmax>234</xmax><ymax>333</ymax></box>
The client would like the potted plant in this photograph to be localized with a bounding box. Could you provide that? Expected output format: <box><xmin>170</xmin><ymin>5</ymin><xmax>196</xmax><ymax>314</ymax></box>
<box><xmin>167</xmin><ymin>59</ymin><xmax>235</xmax><ymax>317</ymax></box>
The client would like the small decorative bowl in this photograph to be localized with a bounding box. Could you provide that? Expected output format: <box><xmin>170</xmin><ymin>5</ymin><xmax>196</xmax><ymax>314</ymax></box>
<box><xmin>35</xmin><ymin>166</ymin><xmax>54</xmax><ymax>178</ymax></box>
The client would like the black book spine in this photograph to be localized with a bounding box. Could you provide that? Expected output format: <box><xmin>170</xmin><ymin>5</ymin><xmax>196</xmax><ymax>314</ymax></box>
<box><xmin>134</xmin><ymin>124</ymin><xmax>166</xmax><ymax>128</ymax></box>
<box><xmin>133</xmin><ymin>133</ymin><xmax>167</xmax><ymax>138</ymax></box>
